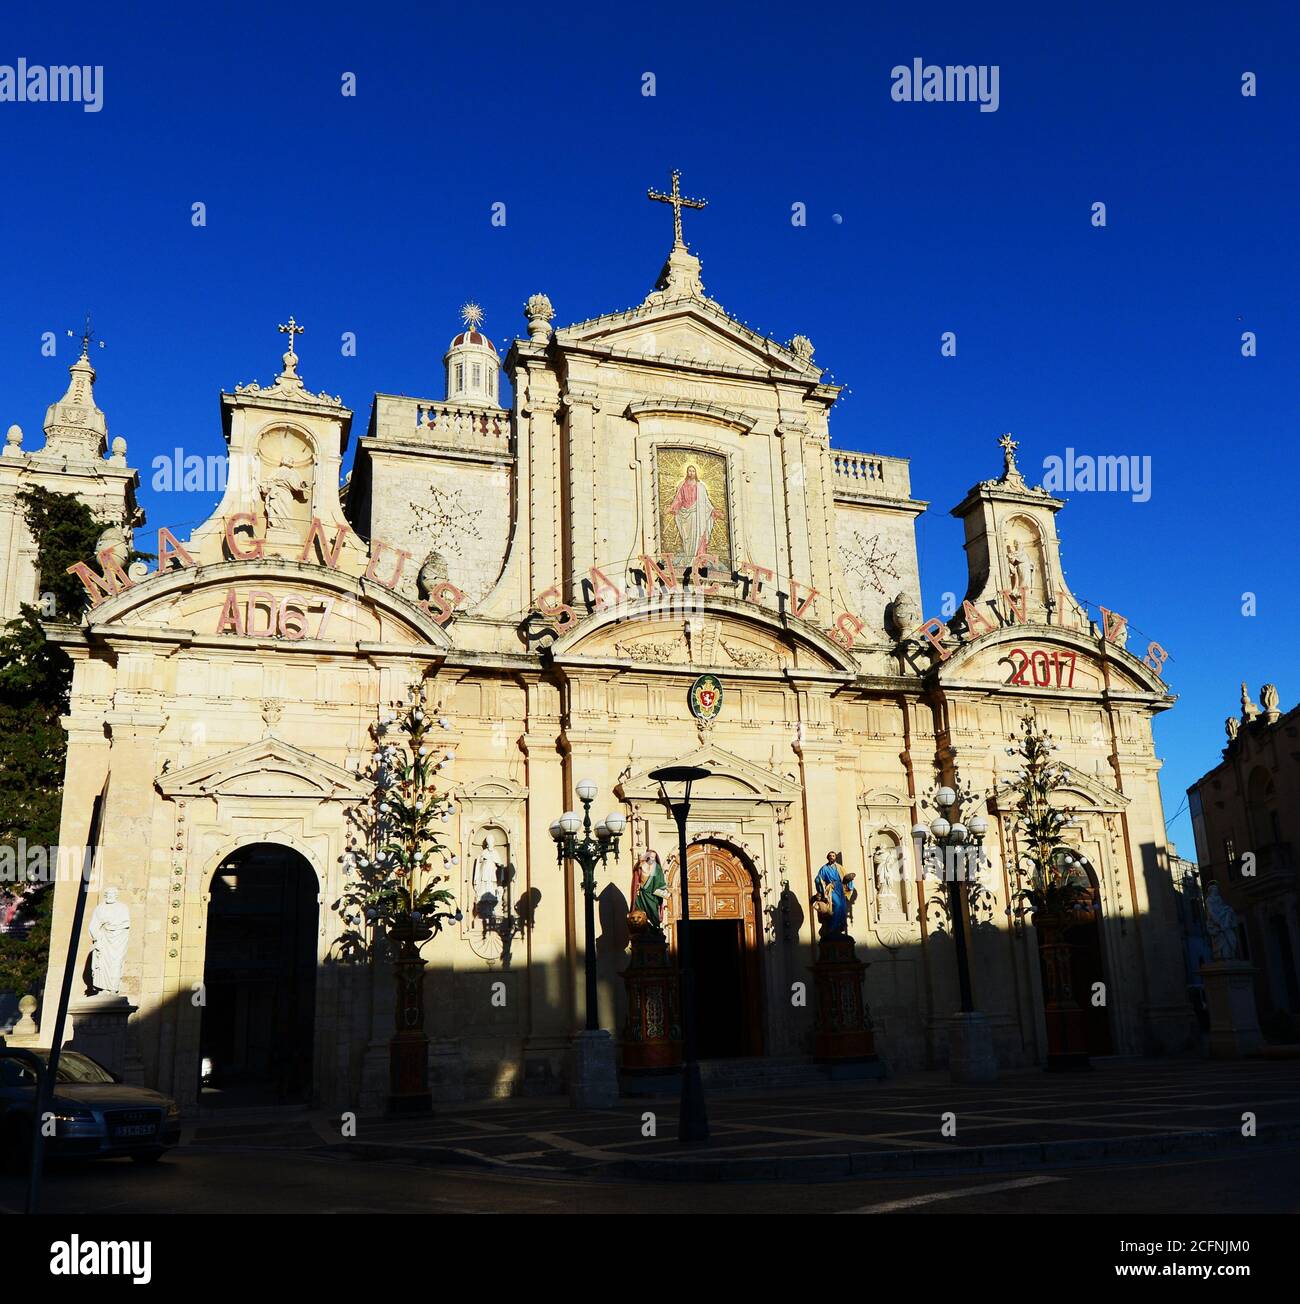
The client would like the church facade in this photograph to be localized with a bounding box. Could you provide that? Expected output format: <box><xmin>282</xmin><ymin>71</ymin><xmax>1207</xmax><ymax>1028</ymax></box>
<box><xmin>20</xmin><ymin>187</ymin><xmax>1196</xmax><ymax>1110</ymax></box>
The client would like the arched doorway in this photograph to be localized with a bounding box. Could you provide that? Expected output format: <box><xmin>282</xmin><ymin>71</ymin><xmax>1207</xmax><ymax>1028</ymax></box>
<box><xmin>1036</xmin><ymin>855</ymin><xmax>1113</xmax><ymax>1056</ymax></box>
<box><xmin>200</xmin><ymin>843</ymin><xmax>318</xmax><ymax>1105</ymax></box>
<box><xmin>666</xmin><ymin>841</ymin><xmax>764</xmax><ymax>1058</ymax></box>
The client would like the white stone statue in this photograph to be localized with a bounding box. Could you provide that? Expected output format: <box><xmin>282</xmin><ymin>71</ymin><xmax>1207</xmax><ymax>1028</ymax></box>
<box><xmin>259</xmin><ymin>453</ymin><xmax>309</xmax><ymax>529</ymax></box>
<box><xmin>472</xmin><ymin>832</ymin><xmax>505</xmax><ymax>915</ymax></box>
<box><xmin>1225</xmin><ymin>716</ymin><xmax>1239</xmax><ymax>742</ymax></box>
<box><xmin>1204</xmin><ymin>883</ymin><xmax>1241</xmax><ymax>962</ymax></box>
<box><xmin>88</xmin><ymin>887</ymin><xmax>131</xmax><ymax>995</ymax></box>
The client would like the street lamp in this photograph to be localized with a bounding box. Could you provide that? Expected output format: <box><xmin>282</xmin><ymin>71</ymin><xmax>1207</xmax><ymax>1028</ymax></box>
<box><xmin>913</xmin><ymin>779</ymin><xmax>997</xmax><ymax>1082</ymax></box>
<box><xmin>648</xmin><ymin>763</ymin><xmax>711</xmax><ymax>1144</ymax></box>
<box><xmin>552</xmin><ymin>782</ymin><xmax>625</xmax><ymax>1032</ymax></box>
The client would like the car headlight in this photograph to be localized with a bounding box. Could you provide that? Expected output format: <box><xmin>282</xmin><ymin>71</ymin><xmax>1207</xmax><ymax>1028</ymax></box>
<box><xmin>166</xmin><ymin>1101</ymin><xmax>180</xmax><ymax>1119</ymax></box>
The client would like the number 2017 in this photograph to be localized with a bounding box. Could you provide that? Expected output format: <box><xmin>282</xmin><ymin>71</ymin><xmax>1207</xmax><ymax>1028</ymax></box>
<box><xmin>1005</xmin><ymin>647</ymin><xmax>1076</xmax><ymax>688</ymax></box>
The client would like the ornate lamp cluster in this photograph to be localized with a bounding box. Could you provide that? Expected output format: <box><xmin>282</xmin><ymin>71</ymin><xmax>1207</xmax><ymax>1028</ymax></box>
<box><xmin>550</xmin><ymin>780</ymin><xmax>626</xmax><ymax>1032</ymax></box>
<box><xmin>911</xmin><ymin>775</ymin><xmax>992</xmax><ymax>1015</ymax></box>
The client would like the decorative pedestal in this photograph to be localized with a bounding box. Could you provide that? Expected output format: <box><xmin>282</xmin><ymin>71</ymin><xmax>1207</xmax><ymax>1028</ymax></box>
<box><xmin>621</xmin><ymin>930</ymin><xmax>682</xmax><ymax>1074</ymax></box>
<box><xmin>948</xmin><ymin>1011</ymin><xmax>998</xmax><ymax>1083</ymax></box>
<box><xmin>567</xmin><ymin>1029</ymin><xmax>620</xmax><ymax>1109</ymax></box>
<box><xmin>66</xmin><ymin>995</ymin><xmax>137</xmax><ymax>1080</ymax></box>
<box><xmin>1200</xmin><ymin>960</ymin><xmax>1263</xmax><ymax>1059</ymax></box>
<box><xmin>811</xmin><ymin>935</ymin><xmax>876</xmax><ymax>1063</ymax></box>
<box><xmin>388</xmin><ymin>945</ymin><xmax>431</xmax><ymax>1114</ymax></box>
<box><xmin>1039</xmin><ymin>929</ymin><xmax>1091</xmax><ymax>1073</ymax></box>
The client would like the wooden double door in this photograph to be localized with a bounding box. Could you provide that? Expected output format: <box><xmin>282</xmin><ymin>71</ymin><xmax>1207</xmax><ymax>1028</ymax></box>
<box><xmin>666</xmin><ymin>842</ymin><xmax>764</xmax><ymax>1058</ymax></box>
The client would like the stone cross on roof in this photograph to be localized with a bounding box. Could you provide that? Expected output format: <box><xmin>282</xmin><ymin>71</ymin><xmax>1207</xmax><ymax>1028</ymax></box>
<box><xmin>278</xmin><ymin>315</ymin><xmax>305</xmax><ymax>378</ymax></box>
<box><xmin>647</xmin><ymin>169</ymin><xmax>707</xmax><ymax>249</ymax></box>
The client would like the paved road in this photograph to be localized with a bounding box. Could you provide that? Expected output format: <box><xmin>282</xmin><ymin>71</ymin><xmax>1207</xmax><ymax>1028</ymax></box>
<box><xmin>3</xmin><ymin>1141</ymin><xmax>1297</xmax><ymax>1215</ymax></box>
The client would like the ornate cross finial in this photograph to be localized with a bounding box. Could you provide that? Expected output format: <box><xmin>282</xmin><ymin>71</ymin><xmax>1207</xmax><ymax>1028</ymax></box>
<box><xmin>647</xmin><ymin>169</ymin><xmax>708</xmax><ymax>249</ymax></box>
<box><xmin>279</xmin><ymin>315</ymin><xmax>305</xmax><ymax>356</ymax></box>
<box><xmin>67</xmin><ymin>313</ymin><xmax>104</xmax><ymax>360</ymax></box>
<box><xmin>278</xmin><ymin>315</ymin><xmax>305</xmax><ymax>379</ymax></box>
<box><xmin>997</xmin><ymin>431</ymin><xmax>1025</xmax><ymax>483</ymax></box>
<box><xmin>460</xmin><ymin>302</ymin><xmax>485</xmax><ymax>331</ymax></box>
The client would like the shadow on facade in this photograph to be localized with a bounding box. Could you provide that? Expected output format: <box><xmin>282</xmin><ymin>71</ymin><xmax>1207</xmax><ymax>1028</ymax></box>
<box><xmin>9</xmin><ymin>846</ymin><xmax>1204</xmax><ymax>1116</ymax></box>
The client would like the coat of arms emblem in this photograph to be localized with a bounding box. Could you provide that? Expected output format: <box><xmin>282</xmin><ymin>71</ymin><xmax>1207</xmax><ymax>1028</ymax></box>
<box><xmin>688</xmin><ymin>674</ymin><xmax>723</xmax><ymax>722</ymax></box>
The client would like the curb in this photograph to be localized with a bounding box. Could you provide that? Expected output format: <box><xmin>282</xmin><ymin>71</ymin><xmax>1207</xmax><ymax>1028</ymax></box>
<box><xmin>337</xmin><ymin>1121</ymin><xmax>1300</xmax><ymax>1183</ymax></box>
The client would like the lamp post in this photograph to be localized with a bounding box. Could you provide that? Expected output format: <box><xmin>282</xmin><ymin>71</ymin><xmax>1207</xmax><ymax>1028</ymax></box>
<box><xmin>648</xmin><ymin>764</ymin><xmax>711</xmax><ymax>1144</ymax></box>
<box><xmin>551</xmin><ymin>780</ymin><xmax>626</xmax><ymax>1033</ymax></box>
<box><xmin>912</xmin><ymin>781</ymin><xmax>996</xmax><ymax>1082</ymax></box>
<box><xmin>550</xmin><ymin>782</ymin><xmax>626</xmax><ymax>1110</ymax></box>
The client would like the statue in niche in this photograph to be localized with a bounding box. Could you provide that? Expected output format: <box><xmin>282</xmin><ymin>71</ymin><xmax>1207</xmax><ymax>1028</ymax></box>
<box><xmin>872</xmin><ymin>842</ymin><xmax>907</xmax><ymax>922</ymax></box>
<box><xmin>1204</xmin><ymin>883</ymin><xmax>1241</xmax><ymax>962</ymax></box>
<box><xmin>257</xmin><ymin>428</ymin><xmax>313</xmax><ymax>532</ymax></box>
<box><xmin>88</xmin><ymin>887</ymin><xmax>131</xmax><ymax>995</ymax></box>
<box><xmin>471</xmin><ymin>831</ymin><xmax>506</xmax><ymax>921</ymax></box>
<box><xmin>1006</xmin><ymin>538</ymin><xmax>1036</xmax><ymax>598</ymax></box>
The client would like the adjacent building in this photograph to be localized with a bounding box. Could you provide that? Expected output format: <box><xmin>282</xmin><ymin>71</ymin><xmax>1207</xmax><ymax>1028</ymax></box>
<box><xmin>1188</xmin><ymin>684</ymin><xmax>1300</xmax><ymax>1038</ymax></box>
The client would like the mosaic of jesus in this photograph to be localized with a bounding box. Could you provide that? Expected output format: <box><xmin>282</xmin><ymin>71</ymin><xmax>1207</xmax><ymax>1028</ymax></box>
<box><xmin>657</xmin><ymin>448</ymin><xmax>731</xmax><ymax>571</ymax></box>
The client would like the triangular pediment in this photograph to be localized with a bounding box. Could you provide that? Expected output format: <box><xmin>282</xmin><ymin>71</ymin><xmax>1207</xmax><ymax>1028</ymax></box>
<box><xmin>617</xmin><ymin>743</ymin><xmax>800</xmax><ymax>803</ymax></box>
<box><xmin>557</xmin><ymin>297</ymin><xmax>821</xmax><ymax>381</ymax></box>
<box><xmin>157</xmin><ymin>736</ymin><xmax>370</xmax><ymax>801</ymax></box>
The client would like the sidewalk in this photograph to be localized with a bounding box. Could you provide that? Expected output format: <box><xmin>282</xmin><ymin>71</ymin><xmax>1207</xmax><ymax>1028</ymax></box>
<box><xmin>286</xmin><ymin>1058</ymin><xmax>1300</xmax><ymax>1182</ymax></box>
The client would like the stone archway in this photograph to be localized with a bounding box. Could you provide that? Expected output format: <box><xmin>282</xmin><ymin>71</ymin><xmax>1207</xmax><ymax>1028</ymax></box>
<box><xmin>1036</xmin><ymin>854</ymin><xmax>1114</xmax><ymax>1057</ymax></box>
<box><xmin>666</xmin><ymin>840</ymin><xmax>764</xmax><ymax>1058</ymax></box>
<box><xmin>199</xmin><ymin>842</ymin><xmax>319</xmax><ymax>1105</ymax></box>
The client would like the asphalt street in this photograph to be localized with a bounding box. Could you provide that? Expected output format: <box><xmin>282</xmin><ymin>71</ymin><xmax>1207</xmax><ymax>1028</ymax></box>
<box><xmin>3</xmin><ymin>1139</ymin><xmax>1297</xmax><ymax>1216</ymax></box>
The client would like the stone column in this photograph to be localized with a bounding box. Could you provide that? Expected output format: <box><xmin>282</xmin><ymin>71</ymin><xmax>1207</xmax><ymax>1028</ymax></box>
<box><xmin>520</xmin><ymin>679</ymin><xmax>570</xmax><ymax>1093</ymax></box>
<box><xmin>561</xmin><ymin>388</ymin><xmax>601</xmax><ymax>598</ymax></box>
<box><xmin>523</xmin><ymin>387</ymin><xmax>560</xmax><ymax>600</ymax></box>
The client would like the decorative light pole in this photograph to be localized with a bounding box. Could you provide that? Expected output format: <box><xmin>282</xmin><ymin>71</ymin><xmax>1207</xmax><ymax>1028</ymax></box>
<box><xmin>551</xmin><ymin>780</ymin><xmax>625</xmax><ymax>1107</ymax></box>
<box><xmin>648</xmin><ymin>764</ymin><xmax>711</xmax><ymax>1144</ymax></box>
<box><xmin>912</xmin><ymin>778</ymin><xmax>997</xmax><ymax>1082</ymax></box>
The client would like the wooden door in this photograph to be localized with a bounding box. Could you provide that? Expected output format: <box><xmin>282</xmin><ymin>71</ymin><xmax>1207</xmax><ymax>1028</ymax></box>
<box><xmin>666</xmin><ymin>842</ymin><xmax>764</xmax><ymax>1056</ymax></box>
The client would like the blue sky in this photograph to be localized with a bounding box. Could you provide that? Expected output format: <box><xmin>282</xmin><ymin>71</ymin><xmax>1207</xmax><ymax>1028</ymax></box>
<box><xmin>2</xmin><ymin>1</ymin><xmax>1296</xmax><ymax>848</ymax></box>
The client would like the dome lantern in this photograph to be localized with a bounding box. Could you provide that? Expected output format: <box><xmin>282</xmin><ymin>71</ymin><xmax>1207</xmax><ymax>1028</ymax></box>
<box><xmin>443</xmin><ymin>302</ymin><xmax>500</xmax><ymax>408</ymax></box>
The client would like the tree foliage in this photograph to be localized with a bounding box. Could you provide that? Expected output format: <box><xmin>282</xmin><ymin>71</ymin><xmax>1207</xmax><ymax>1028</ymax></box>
<box><xmin>333</xmin><ymin>690</ymin><xmax>461</xmax><ymax>961</ymax></box>
<box><xmin>0</xmin><ymin>487</ymin><xmax>104</xmax><ymax>997</ymax></box>
<box><xmin>1008</xmin><ymin>714</ymin><xmax>1092</xmax><ymax>926</ymax></box>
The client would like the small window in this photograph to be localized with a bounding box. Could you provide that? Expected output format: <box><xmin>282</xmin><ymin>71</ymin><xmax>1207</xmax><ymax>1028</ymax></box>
<box><xmin>472</xmin><ymin>364</ymin><xmax>481</xmax><ymax>388</ymax></box>
<box><xmin>455</xmin><ymin>364</ymin><xmax>464</xmax><ymax>390</ymax></box>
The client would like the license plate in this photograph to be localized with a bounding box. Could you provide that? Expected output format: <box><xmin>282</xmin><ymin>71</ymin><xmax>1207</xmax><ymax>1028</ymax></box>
<box><xmin>112</xmin><ymin>1124</ymin><xmax>156</xmax><ymax>1137</ymax></box>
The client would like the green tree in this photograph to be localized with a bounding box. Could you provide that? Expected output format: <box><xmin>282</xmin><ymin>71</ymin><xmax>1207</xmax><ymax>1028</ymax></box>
<box><xmin>333</xmin><ymin>690</ymin><xmax>461</xmax><ymax>960</ymax></box>
<box><xmin>0</xmin><ymin>486</ymin><xmax>105</xmax><ymax>997</ymax></box>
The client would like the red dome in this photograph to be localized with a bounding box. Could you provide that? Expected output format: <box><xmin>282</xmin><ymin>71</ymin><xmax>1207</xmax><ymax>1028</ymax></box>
<box><xmin>450</xmin><ymin>330</ymin><xmax>498</xmax><ymax>354</ymax></box>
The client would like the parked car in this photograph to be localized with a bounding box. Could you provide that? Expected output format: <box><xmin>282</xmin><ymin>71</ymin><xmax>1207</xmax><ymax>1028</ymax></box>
<box><xmin>0</xmin><ymin>1049</ymin><xmax>181</xmax><ymax>1171</ymax></box>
